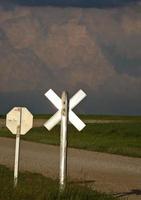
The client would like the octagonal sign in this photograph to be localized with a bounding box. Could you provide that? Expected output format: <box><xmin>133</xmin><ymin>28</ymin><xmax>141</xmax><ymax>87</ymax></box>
<box><xmin>6</xmin><ymin>107</ymin><xmax>33</xmax><ymax>135</ymax></box>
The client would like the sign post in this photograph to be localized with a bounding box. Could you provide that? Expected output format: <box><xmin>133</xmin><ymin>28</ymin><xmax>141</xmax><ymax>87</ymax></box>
<box><xmin>44</xmin><ymin>89</ymin><xmax>86</xmax><ymax>191</ymax></box>
<box><xmin>6</xmin><ymin>107</ymin><xmax>33</xmax><ymax>187</ymax></box>
<box><xmin>60</xmin><ymin>91</ymin><xmax>68</xmax><ymax>190</ymax></box>
<box><xmin>14</xmin><ymin>108</ymin><xmax>22</xmax><ymax>188</ymax></box>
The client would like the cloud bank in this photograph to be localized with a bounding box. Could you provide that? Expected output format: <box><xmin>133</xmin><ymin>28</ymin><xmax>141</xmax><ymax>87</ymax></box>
<box><xmin>0</xmin><ymin>4</ymin><xmax>141</xmax><ymax>114</ymax></box>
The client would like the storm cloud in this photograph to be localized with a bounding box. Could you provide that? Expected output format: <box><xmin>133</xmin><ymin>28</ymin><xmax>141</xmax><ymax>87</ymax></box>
<box><xmin>0</xmin><ymin>3</ymin><xmax>141</xmax><ymax>114</ymax></box>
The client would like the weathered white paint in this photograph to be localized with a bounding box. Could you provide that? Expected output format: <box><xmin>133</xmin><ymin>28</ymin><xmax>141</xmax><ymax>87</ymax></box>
<box><xmin>6</xmin><ymin>107</ymin><xmax>33</xmax><ymax>135</ymax></box>
<box><xmin>59</xmin><ymin>91</ymin><xmax>68</xmax><ymax>191</ymax></box>
<box><xmin>6</xmin><ymin>107</ymin><xmax>33</xmax><ymax>187</ymax></box>
<box><xmin>44</xmin><ymin>89</ymin><xmax>86</xmax><ymax>131</ymax></box>
<box><xmin>44</xmin><ymin>89</ymin><xmax>86</xmax><ymax>191</ymax></box>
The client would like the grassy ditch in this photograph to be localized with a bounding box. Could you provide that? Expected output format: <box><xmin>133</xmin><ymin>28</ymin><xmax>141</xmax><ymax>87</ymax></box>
<box><xmin>0</xmin><ymin>123</ymin><xmax>141</xmax><ymax>157</ymax></box>
<box><xmin>0</xmin><ymin>165</ymin><xmax>117</xmax><ymax>200</ymax></box>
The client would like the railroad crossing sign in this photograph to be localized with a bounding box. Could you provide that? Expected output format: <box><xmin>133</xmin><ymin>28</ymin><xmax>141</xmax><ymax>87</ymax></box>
<box><xmin>44</xmin><ymin>89</ymin><xmax>86</xmax><ymax>191</ymax></box>
<box><xmin>44</xmin><ymin>89</ymin><xmax>87</xmax><ymax>131</ymax></box>
<box><xmin>6</xmin><ymin>107</ymin><xmax>33</xmax><ymax>187</ymax></box>
<box><xmin>6</xmin><ymin>107</ymin><xmax>33</xmax><ymax>135</ymax></box>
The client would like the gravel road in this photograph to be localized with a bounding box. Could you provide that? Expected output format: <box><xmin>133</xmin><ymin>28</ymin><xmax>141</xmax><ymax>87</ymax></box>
<box><xmin>0</xmin><ymin>137</ymin><xmax>141</xmax><ymax>200</ymax></box>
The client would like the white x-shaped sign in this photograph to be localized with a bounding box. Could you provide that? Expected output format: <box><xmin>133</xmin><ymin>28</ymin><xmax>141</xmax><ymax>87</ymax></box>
<box><xmin>44</xmin><ymin>89</ymin><xmax>87</xmax><ymax>131</ymax></box>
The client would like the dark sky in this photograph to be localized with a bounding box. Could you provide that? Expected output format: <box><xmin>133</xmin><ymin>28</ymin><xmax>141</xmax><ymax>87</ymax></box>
<box><xmin>1</xmin><ymin>0</ymin><xmax>140</xmax><ymax>8</ymax></box>
<box><xmin>0</xmin><ymin>0</ymin><xmax>141</xmax><ymax>115</ymax></box>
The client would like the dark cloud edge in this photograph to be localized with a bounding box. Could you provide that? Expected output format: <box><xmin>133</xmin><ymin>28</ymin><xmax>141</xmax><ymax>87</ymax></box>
<box><xmin>1</xmin><ymin>0</ymin><xmax>141</xmax><ymax>9</ymax></box>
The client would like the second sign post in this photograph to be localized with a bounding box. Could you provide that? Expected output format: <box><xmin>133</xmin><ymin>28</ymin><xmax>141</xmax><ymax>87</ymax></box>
<box><xmin>6</xmin><ymin>107</ymin><xmax>33</xmax><ymax>187</ymax></box>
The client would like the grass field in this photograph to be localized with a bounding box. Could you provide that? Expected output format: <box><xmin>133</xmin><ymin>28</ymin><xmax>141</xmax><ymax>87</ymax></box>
<box><xmin>0</xmin><ymin>122</ymin><xmax>141</xmax><ymax>158</ymax></box>
<box><xmin>33</xmin><ymin>114</ymin><xmax>141</xmax><ymax>121</ymax></box>
<box><xmin>0</xmin><ymin>165</ymin><xmax>117</xmax><ymax>200</ymax></box>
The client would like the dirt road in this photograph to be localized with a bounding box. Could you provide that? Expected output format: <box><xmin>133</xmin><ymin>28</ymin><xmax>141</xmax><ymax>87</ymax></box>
<box><xmin>0</xmin><ymin>137</ymin><xmax>140</xmax><ymax>200</ymax></box>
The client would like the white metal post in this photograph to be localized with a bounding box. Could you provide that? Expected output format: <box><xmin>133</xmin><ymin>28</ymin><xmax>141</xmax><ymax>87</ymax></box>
<box><xmin>44</xmin><ymin>89</ymin><xmax>86</xmax><ymax>191</ymax></box>
<box><xmin>14</xmin><ymin>108</ymin><xmax>22</xmax><ymax>188</ymax></box>
<box><xmin>59</xmin><ymin>91</ymin><xmax>68</xmax><ymax>191</ymax></box>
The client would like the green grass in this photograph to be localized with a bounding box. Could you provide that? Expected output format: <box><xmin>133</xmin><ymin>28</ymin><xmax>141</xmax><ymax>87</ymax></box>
<box><xmin>0</xmin><ymin>165</ymin><xmax>117</xmax><ymax>200</ymax></box>
<box><xmin>0</xmin><ymin>123</ymin><xmax>141</xmax><ymax>157</ymax></box>
<box><xmin>34</xmin><ymin>114</ymin><xmax>141</xmax><ymax>121</ymax></box>
<box><xmin>79</xmin><ymin>115</ymin><xmax>141</xmax><ymax>121</ymax></box>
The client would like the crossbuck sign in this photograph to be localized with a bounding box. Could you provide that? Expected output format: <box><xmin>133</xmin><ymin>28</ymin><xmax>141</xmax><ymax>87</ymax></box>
<box><xmin>44</xmin><ymin>89</ymin><xmax>87</xmax><ymax>191</ymax></box>
<box><xmin>44</xmin><ymin>89</ymin><xmax>86</xmax><ymax>131</ymax></box>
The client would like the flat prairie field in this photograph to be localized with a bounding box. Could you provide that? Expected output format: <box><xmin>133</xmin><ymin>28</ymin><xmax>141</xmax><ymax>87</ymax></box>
<box><xmin>0</xmin><ymin>122</ymin><xmax>141</xmax><ymax>158</ymax></box>
<box><xmin>33</xmin><ymin>114</ymin><xmax>141</xmax><ymax>121</ymax></box>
